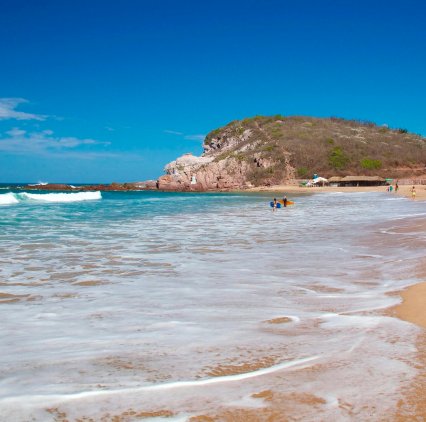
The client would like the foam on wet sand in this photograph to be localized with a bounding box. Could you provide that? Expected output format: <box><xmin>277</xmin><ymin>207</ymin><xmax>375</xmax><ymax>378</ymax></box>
<box><xmin>0</xmin><ymin>190</ymin><xmax>426</xmax><ymax>420</ymax></box>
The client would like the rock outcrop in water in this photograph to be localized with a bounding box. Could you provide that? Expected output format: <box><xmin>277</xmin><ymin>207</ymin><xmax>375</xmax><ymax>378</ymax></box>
<box><xmin>21</xmin><ymin>182</ymin><xmax>157</xmax><ymax>192</ymax></box>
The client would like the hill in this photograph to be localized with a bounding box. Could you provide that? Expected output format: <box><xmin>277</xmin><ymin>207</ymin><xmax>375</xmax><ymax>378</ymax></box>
<box><xmin>158</xmin><ymin>116</ymin><xmax>426</xmax><ymax>190</ymax></box>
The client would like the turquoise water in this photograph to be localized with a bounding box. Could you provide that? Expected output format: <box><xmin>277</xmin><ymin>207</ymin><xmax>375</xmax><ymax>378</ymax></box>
<box><xmin>0</xmin><ymin>189</ymin><xmax>425</xmax><ymax>420</ymax></box>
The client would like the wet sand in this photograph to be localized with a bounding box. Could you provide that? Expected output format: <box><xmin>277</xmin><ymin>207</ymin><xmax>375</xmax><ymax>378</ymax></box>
<box><xmin>391</xmin><ymin>281</ymin><xmax>426</xmax><ymax>420</ymax></box>
<box><xmin>191</xmin><ymin>216</ymin><xmax>426</xmax><ymax>421</ymax></box>
<box><xmin>3</xmin><ymin>188</ymin><xmax>425</xmax><ymax>421</ymax></box>
<box><xmin>393</xmin><ymin>282</ymin><xmax>426</xmax><ymax>329</ymax></box>
<box><xmin>226</xmin><ymin>188</ymin><xmax>426</xmax><ymax>420</ymax></box>
<box><xmin>359</xmin><ymin>213</ymin><xmax>426</xmax><ymax>420</ymax></box>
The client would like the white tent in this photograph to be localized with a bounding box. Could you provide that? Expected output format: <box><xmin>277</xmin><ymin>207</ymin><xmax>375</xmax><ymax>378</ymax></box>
<box><xmin>312</xmin><ymin>177</ymin><xmax>329</xmax><ymax>186</ymax></box>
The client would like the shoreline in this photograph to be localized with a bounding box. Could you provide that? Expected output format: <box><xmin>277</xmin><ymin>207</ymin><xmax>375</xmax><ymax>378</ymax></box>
<box><xmin>3</xmin><ymin>183</ymin><xmax>426</xmax><ymax>420</ymax></box>
<box><xmin>392</xmin><ymin>282</ymin><xmax>426</xmax><ymax>330</ymax></box>
<box><xmin>247</xmin><ymin>186</ymin><xmax>426</xmax><ymax>420</ymax></box>
<box><xmin>7</xmin><ymin>181</ymin><xmax>426</xmax><ymax>201</ymax></box>
<box><xmin>391</xmin><ymin>282</ymin><xmax>426</xmax><ymax>420</ymax></box>
<box><xmin>245</xmin><ymin>183</ymin><xmax>426</xmax><ymax>200</ymax></box>
<box><xmin>387</xmin><ymin>212</ymin><xmax>426</xmax><ymax>420</ymax></box>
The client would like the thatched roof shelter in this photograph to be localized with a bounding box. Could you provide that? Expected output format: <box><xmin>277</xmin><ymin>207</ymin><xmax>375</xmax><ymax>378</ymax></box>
<box><xmin>328</xmin><ymin>176</ymin><xmax>342</xmax><ymax>183</ymax></box>
<box><xmin>340</xmin><ymin>176</ymin><xmax>385</xmax><ymax>182</ymax></box>
<box><xmin>338</xmin><ymin>175</ymin><xmax>386</xmax><ymax>186</ymax></box>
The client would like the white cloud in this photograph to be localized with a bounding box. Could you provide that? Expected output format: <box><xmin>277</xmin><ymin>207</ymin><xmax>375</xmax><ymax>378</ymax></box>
<box><xmin>164</xmin><ymin>129</ymin><xmax>184</xmax><ymax>136</ymax></box>
<box><xmin>0</xmin><ymin>127</ymin><xmax>111</xmax><ymax>158</ymax></box>
<box><xmin>0</xmin><ymin>98</ymin><xmax>47</xmax><ymax>121</ymax></box>
<box><xmin>6</xmin><ymin>128</ymin><xmax>26</xmax><ymax>137</ymax></box>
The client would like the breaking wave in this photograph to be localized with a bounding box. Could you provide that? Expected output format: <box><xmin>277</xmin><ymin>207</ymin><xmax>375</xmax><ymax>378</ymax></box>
<box><xmin>0</xmin><ymin>191</ymin><xmax>102</xmax><ymax>204</ymax></box>
<box><xmin>0</xmin><ymin>192</ymin><xmax>19</xmax><ymax>205</ymax></box>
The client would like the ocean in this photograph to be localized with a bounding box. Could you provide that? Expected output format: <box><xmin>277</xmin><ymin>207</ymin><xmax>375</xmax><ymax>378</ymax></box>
<box><xmin>0</xmin><ymin>189</ymin><xmax>425</xmax><ymax>421</ymax></box>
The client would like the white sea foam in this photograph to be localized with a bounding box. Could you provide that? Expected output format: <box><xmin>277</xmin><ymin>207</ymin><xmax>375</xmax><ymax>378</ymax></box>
<box><xmin>19</xmin><ymin>191</ymin><xmax>102</xmax><ymax>202</ymax></box>
<box><xmin>0</xmin><ymin>192</ymin><xmax>19</xmax><ymax>205</ymax></box>
<box><xmin>28</xmin><ymin>182</ymin><xmax>48</xmax><ymax>186</ymax></box>
<box><xmin>0</xmin><ymin>191</ymin><xmax>425</xmax><ymax>421</ymax></box>
<box><xmin>0</xmin><ymin>355</ymin><xmax>320</xmax><ymax>406</ymax></box>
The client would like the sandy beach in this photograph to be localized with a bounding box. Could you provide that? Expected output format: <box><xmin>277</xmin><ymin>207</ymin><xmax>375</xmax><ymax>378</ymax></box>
<box><xmin>393</xmin><ymin>282</ymin><xmax>426</xmax><ymax>330</ymax></box>
<box><xmin>247</xmin><ymin>183</ymin><xmax>426</xmax><ymax>201</ymax></box>
<box><xmin>391</xmin><ymin>287</ymin><xmax>426</xmax><ymax>420</ymax></box>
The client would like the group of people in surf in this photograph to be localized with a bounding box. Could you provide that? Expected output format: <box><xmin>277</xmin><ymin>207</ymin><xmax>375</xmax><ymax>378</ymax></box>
<box><xmin>271</xmin><ymin>195</ymin><xmax>288</xmax><ymax>211</ymax></box>
<box><xmin>387</xmin><ymin>181</ymin><xmax>398</xmax><ymax>193</ymax></box>
<box><xmin>387</xmin><ymin>181</ymin><xmax>416</xmax><ymax>200</ymax></box>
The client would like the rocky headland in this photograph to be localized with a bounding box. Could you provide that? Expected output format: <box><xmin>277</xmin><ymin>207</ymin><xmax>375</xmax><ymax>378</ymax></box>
<box><xmin>157</xmin><ymin>115</ymin><xmax>426</xmax><ymax>191</ymax></box>
<box><xmin>22</xmin><ymin>116</ymin><xmax>426</xmax><ymax>192</ymax></box>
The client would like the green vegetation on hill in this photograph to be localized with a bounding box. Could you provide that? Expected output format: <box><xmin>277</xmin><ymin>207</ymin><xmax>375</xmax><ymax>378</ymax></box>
<box><xmin>203</xmin><ymin>115</ymin><xmax>426</xmax><ymax>185</ymax></box>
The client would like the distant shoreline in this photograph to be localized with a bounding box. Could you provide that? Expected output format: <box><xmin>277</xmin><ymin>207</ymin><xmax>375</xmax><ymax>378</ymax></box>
<box><xmin>4</xmin><ymin>182</ymin><xmax>426</xmax><ymax>201</ymax></box>
<box><xmin>244</xmin><ymin>184</ymin><xmax>426</xmax><ymax>201</ymax></box>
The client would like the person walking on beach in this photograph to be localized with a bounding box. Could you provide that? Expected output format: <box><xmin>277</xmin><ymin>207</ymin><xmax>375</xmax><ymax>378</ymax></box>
<box><xmin>411</xmin><ymin>186</ymin><xmax>416</xmax><ymax>200</ymax></box>
<box><xmin>395</xmin><ymin>181</ymin><xmax>399</xmax><ymax>192</ymax></box>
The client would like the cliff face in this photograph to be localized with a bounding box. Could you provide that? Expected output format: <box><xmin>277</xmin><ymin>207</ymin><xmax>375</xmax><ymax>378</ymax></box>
<box><xmin>158</xmin><ymin>115</ymin><xmax>426</xmax><ymax>191</ymax></box>
<box><xmin>158</xmin><ymin>119</ymin><xmax>294</xmax><ymax>191</ymax></box>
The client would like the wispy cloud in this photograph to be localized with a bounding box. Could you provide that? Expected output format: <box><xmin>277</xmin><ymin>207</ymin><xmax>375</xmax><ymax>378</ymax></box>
<box><xmin>0</xmin><ymin>98</ymin><xmax>47</xmax><ymax>121</ymax></box>
<box><xmin>164</xmin><ymin>130</ymin><xmax>205</xmax><ymax>142</ymax></box>
<box><xmin>164</xmin><ymin>129</ymin><xmax>184</xmax><ymax>136</ymax></box>
<box><xmin>0</xmin><ymin>98</ymin><xmax>144</xmax><ymax>161</ymax></box>
<box><xmin>0</xmin><ymin>128</ymin><xmax>112</xmax><ymax>158</ymax></box>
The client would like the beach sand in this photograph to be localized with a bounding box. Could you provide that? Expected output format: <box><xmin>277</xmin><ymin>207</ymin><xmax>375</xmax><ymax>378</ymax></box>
<box><xmin>246</xmin><ymin>183</ymin><xmax>426</xmax><ymax>200</ymax></box>
<box><xmin>393</xmin><ymin>282</ymin><xmax>426</xmax><ymax>330</ymax></box>
<box><xmin>389</xmin><ymin>281</ymin><xmax>426</xmax><ymax>420</ymax></box>
<box><xmin>395</xmin><ymin>184</ymin><xmax>426</xmax><ymax>201</ymax></box>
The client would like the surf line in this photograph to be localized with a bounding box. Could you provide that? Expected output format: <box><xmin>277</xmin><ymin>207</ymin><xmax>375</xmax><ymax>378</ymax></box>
<box><xmin>136</xmin><ymin>355</ymin><xmax>321</xmax><ymax>392</ymax></box>
<box><xmin>0</xmin><ymin>355</ymin><xmax>320</xmax><ymax>405</ymax></box>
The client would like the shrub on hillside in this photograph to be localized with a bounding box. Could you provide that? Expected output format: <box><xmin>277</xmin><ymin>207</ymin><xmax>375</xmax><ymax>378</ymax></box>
<box><xmin>360</xmin><ymin>158</ymin><xmax>382</xmax><ymax>170</ymax></box>
<box><xmin>329</xmin><ymin>147</ymin><xmax>349</xmax><ymax>170</ymax></box>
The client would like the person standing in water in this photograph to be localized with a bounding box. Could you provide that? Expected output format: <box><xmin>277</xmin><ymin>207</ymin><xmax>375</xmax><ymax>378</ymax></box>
<box><xmin>411</xmin><ymin>186</ymin><xmax>416</xmax><ymax>200</ymax></box>
<box><xmin>272</xmin><ymin>198</ymin><xmax>278</xmax><ymax>211</ymax></box>
<box><xmin>283</xmin><ymin>195</ymin><xmax>288</xmax><ymax>207</ymax></box>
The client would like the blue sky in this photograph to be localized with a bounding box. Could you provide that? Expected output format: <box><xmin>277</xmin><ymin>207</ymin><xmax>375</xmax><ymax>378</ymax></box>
<box><xmin>1</xmin><ymin>0</ymin><xmax>425</xmax><ymax>183</ymax></box>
